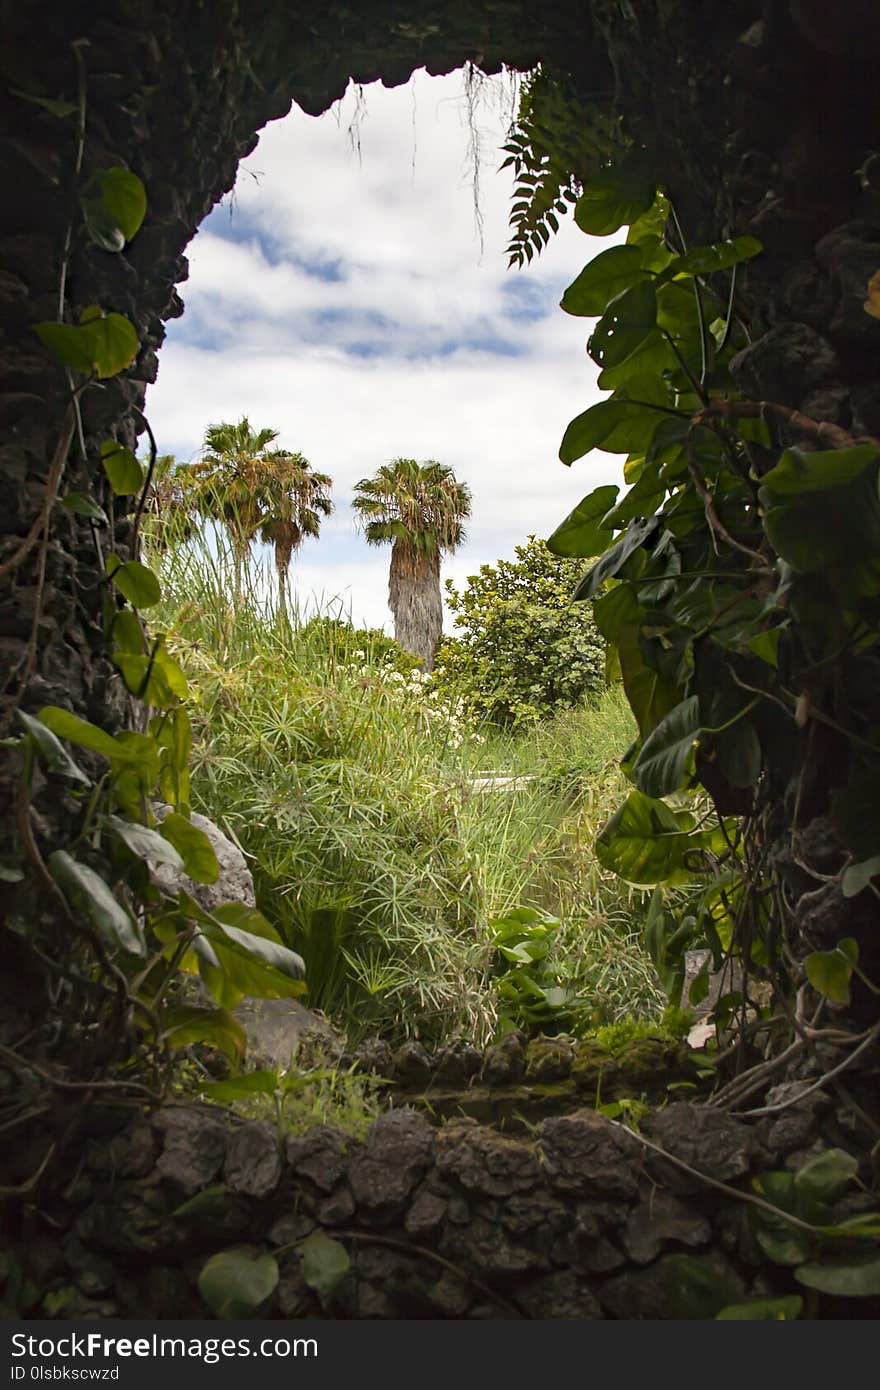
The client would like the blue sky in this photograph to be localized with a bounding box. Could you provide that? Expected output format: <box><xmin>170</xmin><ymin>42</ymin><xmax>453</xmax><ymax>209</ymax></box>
<box><xmin>145</xmin><ymin>68</ymin><xmax>621</xmax><ymax>631</ymax></box>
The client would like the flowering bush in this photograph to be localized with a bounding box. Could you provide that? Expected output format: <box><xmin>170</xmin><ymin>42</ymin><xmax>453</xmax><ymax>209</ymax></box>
<box><xmin>432</xmin><ymin>537</ymin><xmax>605</xmax><ymax>728</ymax></box>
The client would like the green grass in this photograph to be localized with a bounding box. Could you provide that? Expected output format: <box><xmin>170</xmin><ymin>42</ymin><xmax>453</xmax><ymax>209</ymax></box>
<box><xmin>153</xmin><ymin>530</ymin><xmax>664</xmax><ymax>1046</ymax></box>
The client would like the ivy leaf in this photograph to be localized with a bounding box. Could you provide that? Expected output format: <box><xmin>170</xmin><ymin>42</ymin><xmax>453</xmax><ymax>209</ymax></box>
<box><xmin>11</xmin><ymin>89</ymin><xmax>78</xmax><ymax>117</ymax></box>
<box><xmin>160</xmin><ymin>1006</ymin><xmax>247</xmax><ymax>1064</ymax></box>
<box><xmin>105</xmin><ymin>814</ymin><xmax>184</xmax><ymax>870</ymax></box>
<box><xmin>795</xmin><ymin>1253</ymin><xmax>880</xmax><ymax>1298</ymax></box>
<box><xmin>658</xmin><ymin>235</ymin><xmax>762</xmax><ymax>281</ymax></box>
<box><xmin>794</xmin><ymin>1149</ymin><xmax>858</xmax><ymax>1209</ymax></box>
<box><xmin>37</xmin><ymin>706</ymin><xmax>122</xmax><ymax>760</ymax></box>
<box><xmin>546</xmin><ymin>484</ymin><xmax>619</xmax><ymax>556</ymax></box>
<box><xmin>841</xmin><ymin>855</ymin><xmax>880</xmax><ymax>898</ymax></box>
<box><xmin>716</xmin><ymin>1296</ymin><xmax>802</xmax><ymax>1320</ymax></box>
<box><xmin>805</xmin><ymin>938</ymin><xmax>858</xmax><ymax>1005</ymax></box>
<box><xmin>560</xmin><ymin>244</ymin><xmax>647</xmax><ymax>317</ymax></box>
<box><xmin>573</xmin><ymin>517</ymin><xmax>659</xmax><ymax>599</ymax></box>
<box><xmin>16</xmin><ymin>710</ymin><xmax>90</xmax><ymax>784</ymax></box>
<box><xmin>596</xmin><ymin>789</ymin><xmax>701</xmax><ymax>887</ymax></box>
<box><xmin>34</xmin><ymin>308</ymin><xmax>139</xmax><ymax>379</ymax></box>
<box><xmin>560</xmin><ymin>398</ymin><xmax>673</xmax><ymax>464</ymax></box>
<box><xmin>112</xmin><ymin>608</ymin><xmax>145</xmax><ymax>655</ymax></box>
<box><xmin>60</xmin><ymin>492</ymin><xmax>108</xmax><ymax>523</ymax></box>
<box><xmin>588</xmin><ymin>280</ymin><xmax>657</xmax><ymax>369</ymax></box>
<box><xmin>716</xmin><ymin>718</ymin><xmax>762</xmax><ymax>790</ymax></box>
<box><xmin>198</xmin><ymin>1250</ymin><xmax>278</xmax><ymax>1319</ymax></box>
<box><xmin>48</xmin><ymin>850</ymin><xmax>145</xmax><ymax>956</ymax></box>
<box><xmin>761</xmin><ymin>443</ymin><xmax>878</xmax><ymax>495</ymax></box>
<box><xmin>107</xmin><ymin>556</ymin><xmax>161</xmax><ymax>608</ymax></box>
<box><xmin>299</xmin><ymin>1232</ymin><xmax>351</xmax><ymax>1306</ymax></box>
<box><xmin>101</xmin><ymin>440</ymin><xmax>144</xmax><ymax>495</ymax></box>
<box><xmin>632</xmin><ymin>695</ymin><xmax>701</xmax><ymax>797</ymax></box>
<box><xmin>95</xmin><ymin>167</ymin><xmax>147</xmax><ymax>241</ymax></box>
<box><xmin>159</xmin><ymin>812</ymin><xmax>219</xmax><ymax>884</ymax></box>
<box><xmin>574</xmin><ymin>155</ymin><xmax>656</xmax><ymax>236</ymax></box>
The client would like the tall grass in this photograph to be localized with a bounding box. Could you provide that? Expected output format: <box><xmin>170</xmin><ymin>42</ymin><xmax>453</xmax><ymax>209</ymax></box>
<box><xmin>153</xmin><ymin>528</ymin><xmax>664</xmax><ymax>1044</ymax></box>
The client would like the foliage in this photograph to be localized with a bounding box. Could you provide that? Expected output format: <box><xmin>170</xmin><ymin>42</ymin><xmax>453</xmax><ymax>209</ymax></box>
<box><xmin>352</xmin><ymin>457</ymin><xmax>472</xmax><ymax>668</ymax></box>
<box><xmin>540</xmin><ymin>160</ymin><xmax>880</xmax><ymax>1075</ymax></box>
<box><xmin>188</xmin><ymin>417</ymin><xmax>333</xmax><ymax>611</ymax></box>
<box><xmin>432</xmin><ymin>535</ymin><xmax>606</xmax><ymax>727</ymax></box>
<box><xmin>200</xmin><ymin>1061</ymin><xmax>384</xmax><ymax>1139</ymax></box>
<box><xmin>501</xmin><ymin>66</ymin><xmax>624</xmax><ymax>268</ymax></box>
<box><xmin>489</xmin><ymin>907</ymin><xmax>581</xmax><ymax>1035</ymax></box>
<box><xmin>6</xmin><ymin>122</ymin><xmax>307</xmax><ymax>1100</ymax></box>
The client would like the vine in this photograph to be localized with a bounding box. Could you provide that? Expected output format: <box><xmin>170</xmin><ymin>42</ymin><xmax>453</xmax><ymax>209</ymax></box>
<box><xmin>1</xmin><ymin>55</ymin><xmax>306</xmax><ymax>1127</ymax></box>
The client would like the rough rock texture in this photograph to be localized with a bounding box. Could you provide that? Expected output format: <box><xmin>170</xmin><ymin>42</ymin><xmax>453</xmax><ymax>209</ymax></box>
<box><xmin>0</xmin><ymin>1095</ymin><xmax>847</xmax><ymax>1320</ymax></box>
<box><xmin>151</xmin><ymin>805</ymin><xmax>255</xmax><ymax>912</ymax></box>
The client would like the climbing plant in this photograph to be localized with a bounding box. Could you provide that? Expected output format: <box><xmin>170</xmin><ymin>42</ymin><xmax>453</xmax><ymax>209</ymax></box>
<box><xmin>1</xmin><ymin>59</ymin><xmax>305</xmax><ymax>1107</ymax></box>
<box><xmin>532</xmin><ymin>150</ymin><xmax>880</xmax><ymax>1097</ymax></box>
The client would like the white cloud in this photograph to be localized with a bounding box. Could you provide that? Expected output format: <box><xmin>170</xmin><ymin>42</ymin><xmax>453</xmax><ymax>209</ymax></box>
<box><xmin>146</xmin><ymin>68</ymin><xmax>624</xmax><ymax>633</ymax></box>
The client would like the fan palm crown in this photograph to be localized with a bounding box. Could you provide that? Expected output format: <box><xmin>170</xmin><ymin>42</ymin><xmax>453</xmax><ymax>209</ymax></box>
<box><xmin>352</xmin><ymin>457</ymin><xmax>472</xmax><ymax>668</ymax></box>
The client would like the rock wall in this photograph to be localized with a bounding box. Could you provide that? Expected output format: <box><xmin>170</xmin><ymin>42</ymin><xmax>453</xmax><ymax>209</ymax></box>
<box><xmin>0</xmin><ymin>1095</ymin><xmax>846</xmax><ymax>1320</ymax></box>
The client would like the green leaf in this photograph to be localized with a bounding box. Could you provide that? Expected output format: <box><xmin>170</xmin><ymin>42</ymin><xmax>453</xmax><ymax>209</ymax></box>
<box><xmin>663</xmin><ymin>1254</ymin><xmax>743</xmax><ymax>1320</ymax></box>
<box><xmin>37</xmin><ymin>706</ymin><xmax>122</xmax><ymax>760</ymax></box>
<box><xmin>632</xmin><ymin>696</ymin><xmax>701</xmax><ymax>797</ymax></box>
<box><xmin>750</xmin><ymin>1172</ymin><xmax>814</xmax><ymax>1265</ymax></box>
<box><xmin>16</xmin><ymin>710</ymin><xmax>90</xmax><ymax>784</ymax></box>
<box><xmin>596</xmin><ymin>789</ymin><xmax>701</xmax><ymax>887</ymax></box>
<box><xmin>795</xmin><ymin>1253</ymin><xmax>880</xmax><ymax>1297</ymax></box>
<box><xmin>100</xmin><ymin>440</ymin><xmax>144</xmax><ymax>495</ymax></box>
<box><xmin>574</xmin><ymin>156</ymin><xmax>656</xmax><ymax>236</ymax></box>
<box><xmin>198</xmin><ymin>1250</ymin><xmax>278</xmax><ymax>1319</ymax></box>
<box><xmin>160</xmin><ymin>1006</ymin><xmax>246</xmax><ymax>1064</ymax></box>
<box><xmin>805</xmin><ymin>939</ymin><xmax>858</xmax><ymax>1005</ymax></box>
<box><xmin>203</xmin><ymin>1070</ymin><xmax>281</xmax><ymax>1102</ymax></box>
<box><xmin>60</xmin><ymin>492</ymin><xmax>108</xmax><ymax>523</ymax></box>
<box><xmin>746</xmin><ymin>629</ymin><xmax>781</xmax><ymax>667</ymax></box>
<box><xmin>33</xmin><ymin>321</ymin><xmax>97</xmax><ymax>374</ymax></box>
<box><xmin>47</xmin><ymin>850</ymin><xmax>145</xmax><ymax>956</ymax></box>
<box><xmin>599</xmin><ymin>463</ymin><xmax>663</xmax><ymax>529</ymax></box>
<box><xmin>204</xmin><ymin>903</ymin><xmax>307</xmax><ymax>988</ymax></box>
<box><xmin>11</xmin><ymin>89</ymin><xmax>78</xmax><ymax>117</ymax></box>
<box><xmin>716</xmin><ymin>1296</ymin><xmax>802</xmax><ymax>1321</ymax></box>
<box><xmin>688</xmin><ymin>961</ymin><xmax>710</xmax><ymax>1006</ymax></box>
<box><xmin>105</xmin><ymin>814</ymin><xmax>184</xmax><ymax>870</ymax></box>
<box><xmin>560</xmin><ymin>245</ymin><xmax>648</xmax><ymax>317</ymax></box>
<box><xmin>107</xmin><ymin>556</ymin><xmax>161</xmax><ymax>608</ymax></box>
<box><xmin>299</xmin><ymin>1232</ymin><xmax>351</xmax><ymax>1305</ymax></box>
<box><xmin>761</xmin><ymin>443</ymin><xmax>878</xmax><ymax>495</ymax></box>
<box><xmin>546</xmin><ymin>484</ymin><xmax>619</xmax><ymax>556</ymax></box>
<box><xmin>114</xmin><ymin>648</ymin><xmax>188</xmax><ymax>707</ymax></box>
<box><xmin>560</xmin><ymin>399</ymin><xmax>673</xmax><ymax>464</ymax></box>
<box><xmin>159</xmin><ymin>812</ymin><xmax>219</xmax><ymax>883</ymax></box>
<box><xmin>659</xmin><ymin>236</ymin><xmax>762</xmax><ymax>281</ymax></box>
<box><xmin>615</xmin><ymin>622</ymin><xmax>681</xmax><ymax>739</ymax></box>
<box><xmin>715</xmin><ymin>718</ymin><xmax>762</xmax><ymax>789</ymax></box>
<box><xmin>574</xmin><ymin>517</ymin><xmax>659</xmax><ymax>600</ymax></box>
<box><xmin>112</xmin><ymin>608</ymin><xmax>145</xmax><ymax>655</ymax></box>
<box><xmin>95</xmin><ymin>167</ymin><xmax>147</xmax><ymax>241</ymax></box>
<box><xmin>588</xmin><ymin>280</ymin><xmax>657</xmax><ymax>369</ymax></box>
<box><xmin>841</xmin><ymin>855</ymin><xmax>880</xmax><ymax>898</ymax></box>
<box><xmin>82</xmin><ymin>200</ymin><xmax>126</xmax><ymax>253</ymax></box>
<box><xmin>794</xmin><ymin>1149</ymin><xmax>858</xmax><ymax>1208</ymax></box>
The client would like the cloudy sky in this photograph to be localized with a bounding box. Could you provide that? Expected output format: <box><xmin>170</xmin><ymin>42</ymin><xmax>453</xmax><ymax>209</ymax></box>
<box><xmin>145</xmin><ymin>67</ymin><xmax>621</xmax><ymax>631</ymax></box>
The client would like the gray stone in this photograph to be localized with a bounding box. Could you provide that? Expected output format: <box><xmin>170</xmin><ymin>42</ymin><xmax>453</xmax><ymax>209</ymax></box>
<box><xmin>405</xmin><ymin>1189</ymin><xmax>448</xmax><ymax>1238</ymax></box>
<box><xmin>730</xmin><ymin>321</ymin><xmax>840</xmax><ymax>405</ymax></box>
<box><xmin>316</xmin><ymin>1186</ymin><xmax>356</xmax><ymax>1225</ymax></box>
<box><xmin>85</xmin><ymin>1123</ymin><xmax>157</xmax><ymax>1180</ymax></box>
<box><xmin>441</xmin><ymin>1215</ymin><xmax>548</xmax><ymax>1276</ymax></box>
<box><xmin>232</xmin><ymin>997</ymin><xmax>342</xmax><ymax>1071</ymax></box>
<box><xmin>150</xmin><ymin>804</ymin><xmax>255</xmax><ymax>913</ymax></box>
<box><xmin>348</xmin><ymin>1110</ymin><xmax>434</xmax><ymax>1213</ymax></box>
<box><xmin>683</xmin><ymin>950</ymin><xmax>742</xmax><ymax>1021</ymax></box>
<box><xmin>621</xmin><ymin>1190</ymin><xmax>712</xmax><ymax>1264</ymax></box>
<box><xmin>352</xmin><ymin>1038</ymin><xmax>394</xmax><ymax>1077</ymax></box>
<box><xmin>224</xmin><ymin>1120</ymin><xmax>282</xmax><ymax>1198</ymax></box>
<box><xmin>643</xmin><ymin>1103</ymin><xmax>754</xmax><ymax>1194</ymax></box>
<box><xmin>480</xmin><ymin>1031</ymin><xmax>526</xmax><ymax>1084</ymax></box>
<box><xmin>516</xmin><ymin>1269</ymin><xmax>603</xmax><ymax>1319</ymax></box>
<box><xmin>524</xmin><ymin>1036</ymin><xmax>573</xmax><ymax>1081</ymax></box>
<box><xmin>433</xmin><ymin>1040</ymin><xmax>482</xmax><ymax>1085</ymax></box>
<box><xmin>285</xmin><ymin>1125</ymin><xmax>355</xmax><ymax>1194</ymax></box>
<box><xmin>598</xmin><ymin>1251</ymin><xmax>745</xmax><ymax>1320</ymax></box>
<box><xmin>539</xmin><ymin>1110</ymin><xmax>642</xmax><ymax>1199</ymax></box>
<box><xmin>153</xmin><ymin>1106</ymin><xmax>228</xmax><ymax>1195</ymax></box>
<box><xmin>392</xmin><ymin>1039</ymin><xmax>432</xmax><ymax>1087</ymax></box>
<box><xmin>434</xmin><ymin>1117</ymin><xmax>540</xmax><ymax>1196</ymax></box>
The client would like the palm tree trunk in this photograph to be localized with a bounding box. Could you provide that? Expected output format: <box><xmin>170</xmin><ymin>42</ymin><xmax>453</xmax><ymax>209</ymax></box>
<box><xmin>277</xmin><ymin>556</ymin><xmax>289</xmax><ymax>623</ymax></box>
<box><xmin>389</xmin><ymin>542</ymin><xmax>443</xmax><ymax>669</ymax></box>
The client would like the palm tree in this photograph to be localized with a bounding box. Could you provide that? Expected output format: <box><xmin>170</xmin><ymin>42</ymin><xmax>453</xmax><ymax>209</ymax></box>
<box><xmin>257</xmin><ymin>449</ymin><xmax>334</xmax><ymax>620</ymax></box>
<box><xmin>352</xmin><ymin>457</ymin><xmax>472</xmax><ymax>669</ymax></box>
<box><xmin>189</xmin><ymin>417</ymin><xmax>281</xmax><ymax>602</ymax></box>
<box><xmin>141</xmin><ymin>453</ymin><xmax>194</xmax><ymax>557</ymax></box>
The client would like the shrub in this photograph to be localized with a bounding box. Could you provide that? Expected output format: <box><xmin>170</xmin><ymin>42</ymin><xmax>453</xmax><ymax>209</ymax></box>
<box><xmin>432</xmin><ymin>536</ymin><xmax>605</xmax><ymax>727</ymax></box>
